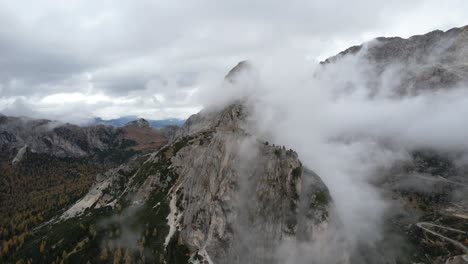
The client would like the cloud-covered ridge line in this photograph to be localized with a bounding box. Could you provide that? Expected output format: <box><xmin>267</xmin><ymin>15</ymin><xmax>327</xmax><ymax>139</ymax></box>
<box><xmin>194</xmin><ymin>24</ymin><xmax>468</xmax><ymax>262</ymax></box>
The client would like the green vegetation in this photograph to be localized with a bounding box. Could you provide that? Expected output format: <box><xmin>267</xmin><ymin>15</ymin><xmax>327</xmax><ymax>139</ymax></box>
<box><xmin>313</xmin><ymin>191</ymin><xmax>329</xmax><ymax>206</ymax></box>
<box><xmin>3</xmin><ymin>135</ymin><xmax>194</xmax><ymax>263</ymax></box>
<box><xmin>92</xmin><ymin>138</ymin><xmax>139</xmax><ymax>164</ymax></box>
<box><xmin>411</xmin><ymin>150</ymin><xmax>456</xmax><ymax>177</ymax></box>
<box><xmin>132</xmin><ymin>136</ymin><xmax>193</xmax><ymax>188</ymax></box>
<box><xmin>291</xmin><ymin>165</ymin><xmax>302</xmax><ymax>180</ymax></box>
<box><xmin>0</xmin><ymin>149</ymin><xmax>105</xmax><ymax>261</ymax></box>
<box><xmin>165</xmin><ymin>231</ymin><xmax>191</xmax><ymax>264</ymax></box>
<box><xmin>274</xmin><ymin>148</ymin><xmax>282</xmax><ymax>157</ymax></box>
<box><xmin>0</xmin><ymin>132</ymin><xmax>144</xmax><ymax>261</ymax></box>
<box><xmin>172</xmin><ymin>136</ymin><xmax>193</xmax><ymax>155</ymax></box>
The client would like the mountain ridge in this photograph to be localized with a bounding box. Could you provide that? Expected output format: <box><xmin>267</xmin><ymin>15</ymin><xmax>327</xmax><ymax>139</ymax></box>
<box><xmin>1</xmin><ymin>99</ymin><xmax>336</xmax><ymax>263</ymax></box>
<box><xmin>91</xmin><ymin>116</ymin><xmax>185</xmax><ymax>128</ymax></box>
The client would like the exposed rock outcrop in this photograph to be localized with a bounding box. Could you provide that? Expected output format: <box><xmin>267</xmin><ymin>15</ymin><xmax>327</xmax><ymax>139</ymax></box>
<box><xmin>321</xmin><ymin>25</ymin><xmax>468</xmax><ymax>96</ymax></box>
<box><xmin>126</xmin><ymin>118</ymin><xmax>151</xmax><ymax>129</ymax></box>
<box><xmin>96</xmin><ymin>101</ymin><xmax>335</xmax><ymax>263</ymax></box>
<box><xmin>0</xmin><ymin>115</ymin><xmax>176</xmax><ymax>163</ymax></box>
<box><xmin>225</xmin><ymin>60</ymin><xmax>252</xmax><ymax>82</ymax></box>
<box><xmin>149</xmin><ymin>102</ymin><xmax>332</xmax><ymax>263</ymax></box>
<box><xmin>121</xmin><ymin>119</ymin><xmax>169</xmax><ymax>153</ymax></box>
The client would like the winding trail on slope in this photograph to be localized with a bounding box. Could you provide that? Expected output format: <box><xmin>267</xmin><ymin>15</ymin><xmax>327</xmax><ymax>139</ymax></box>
<box><xmin>416</xmin><ymin>222</ymin><xmax>468</xmax><ymax>253</ymax></box>
<box><xmin>412</xmin><ymin>174</ymin><xmax>468</xmax><ymax>188</ymax></box>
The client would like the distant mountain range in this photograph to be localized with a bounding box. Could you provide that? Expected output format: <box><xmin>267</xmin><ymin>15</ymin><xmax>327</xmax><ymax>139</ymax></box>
<box><xmin>91</xmin><ymin>116</ymin><xmax>185</xmax><ymax>128</ymax></box>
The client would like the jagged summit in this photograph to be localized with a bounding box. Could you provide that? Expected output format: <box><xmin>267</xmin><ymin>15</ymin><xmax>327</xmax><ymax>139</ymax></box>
<box><xmin>225</xmin><ymin>60</ymin><xmax>252</xmax><ymax>82</ymax></box>
<box><xmin>321</xmin><ymin>25</ymin><xmax>468</xmax><ymax>65</ymax></box>
<box><xmin>319</xmin><ymin>24</ymin><xmax>468</xmax><ymax>96</ymax></box>
<box><xmin>177</xmin><ymin>101</ymin><xmax>248</xmax><ymax>137</ymax></box>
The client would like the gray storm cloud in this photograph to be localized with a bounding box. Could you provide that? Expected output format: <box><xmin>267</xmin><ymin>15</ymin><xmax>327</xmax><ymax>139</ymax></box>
<box><xmin>2</xmin><ymin>0</ymin><xmax>468</xmax><ymax>122</ymax></box>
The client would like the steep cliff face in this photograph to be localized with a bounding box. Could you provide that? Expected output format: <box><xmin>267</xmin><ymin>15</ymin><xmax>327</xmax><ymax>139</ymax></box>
<box><xmin>142</xmin><ymin>102</ymin><xmax>332</xmax><ymax>263</ymax></box>
<box><xmin>6</xmin><ymin>101</ymin><xmax>333</xmax><ymax>264</ymax></box>
<box><xmin>123</xmin><ymin>102</ymin><xmax>332</xmax><ymax>263</ymax></box>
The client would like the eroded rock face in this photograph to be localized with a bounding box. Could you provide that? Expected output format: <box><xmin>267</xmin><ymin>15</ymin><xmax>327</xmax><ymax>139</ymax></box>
<box><xmin>46</xmin><ymin>102</ymin><xmax>334</xmax><ymax>264</ymax></box>
<box><xmin>17</xmin><ymin>102</ymin><xmax>332</xmax><ymax>264</ymax></box>
<box><xmin>176</xmin><ymin>102</ymin><xmax>248</xmax><ymax>137</ymax></box>
<box><xmin>61</xmin><ymin>159</ymin><xmax>142</xmax><ymax>220</ymax></box>
<box><xmin>321</xmin><ymin>25</ymin><xmax>468</xmax><ymax>96</ymax></box>
<box><xmin>133</xmin><ymin>103</ymin><xmax>333</xmax><ymax>263</ymax></box>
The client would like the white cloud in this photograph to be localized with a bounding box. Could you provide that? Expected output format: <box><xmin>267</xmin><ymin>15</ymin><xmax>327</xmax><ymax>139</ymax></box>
<box><xmin>0</xmin><ymin>0</ymin><xmax>468</xmax><ymax>122</ymax></box>
<box><xmin>193</xmin><ymin>28</ymin><xmax>468</xmax><ymax>258</ymax></box>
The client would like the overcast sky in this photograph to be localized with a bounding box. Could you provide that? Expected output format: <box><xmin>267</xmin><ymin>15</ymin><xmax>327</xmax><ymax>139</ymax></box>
<box><xmin>0</xmin><ymin>0</ymin><xmax>467</xmax><ymax>122</ymax></box>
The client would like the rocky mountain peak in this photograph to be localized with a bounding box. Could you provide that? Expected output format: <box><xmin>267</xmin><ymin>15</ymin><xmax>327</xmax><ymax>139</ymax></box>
<box><xmin>125</xmin><ymin>118</ymin><xmax>150</xmax><ymax>128</ymax></box>
<box><xmin>175</xmin><ymin>60</ymin><xmax>254</xmax><ymax>138</ymax></box>
<box><xmin>225</xmin><ymin>60</ymin><xmax>252</xmax><ymax>82</ymax></box>
<box><xmin>322</xmin><ymin>25</ymin><xmax>468</xmax><ymax>65</ymax></box>
<box><xmin>0</xmin><ymin>114</ymin><xmax>173</xmax><ymax>163</ymax></box>
<box><xmin>320</xmin><ymin>24</ymin><xmax>468</xmax><ymax>96</ymax></box>
<box><xmin>131</xmin><ymin>99</ymin><xmax>333</xmax><ymax>263</ymax></box>
<box><xmin>177</xmin><ymin>101</ymin><xmax>248</xmax><ymax>137</ymax></box>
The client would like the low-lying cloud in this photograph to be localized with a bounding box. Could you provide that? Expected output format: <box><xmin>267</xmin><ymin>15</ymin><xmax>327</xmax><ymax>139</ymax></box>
<box><xmin>197</xmin><ymin>39</ymin><xmax>468</xmax><ymax>262</ymax></box>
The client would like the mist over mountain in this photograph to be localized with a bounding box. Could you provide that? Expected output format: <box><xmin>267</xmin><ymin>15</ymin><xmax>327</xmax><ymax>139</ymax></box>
<box><xmin>1</xmin><ymin>23</ymin><xmax>468</xmax><ymax>264</ymax></box>
<box><xmin>91</xmin><ymin>116</ymin><xmax>185</xmax><ymax>129</ymax></box>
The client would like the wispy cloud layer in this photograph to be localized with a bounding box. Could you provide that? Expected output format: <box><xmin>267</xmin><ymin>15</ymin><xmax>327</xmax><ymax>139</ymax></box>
<box><xmin>0</xmin><ymin>0</ymin><xmax>468</xmax><ymax>122</ymax></box>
